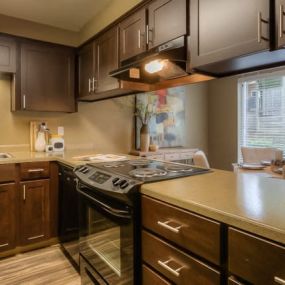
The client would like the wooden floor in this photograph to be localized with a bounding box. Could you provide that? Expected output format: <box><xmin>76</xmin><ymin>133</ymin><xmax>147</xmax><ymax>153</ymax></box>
<box><xmin>0</xmin><ymin>245</ymin><xmax>81</xmax><ymax>285</ymax></box>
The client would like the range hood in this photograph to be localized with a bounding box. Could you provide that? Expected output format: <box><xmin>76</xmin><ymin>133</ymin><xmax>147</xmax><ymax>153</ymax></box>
<box><xmin>109</xmin><ymin>37</ymin><xmax>188</xmax><ymax>84</ymax></box>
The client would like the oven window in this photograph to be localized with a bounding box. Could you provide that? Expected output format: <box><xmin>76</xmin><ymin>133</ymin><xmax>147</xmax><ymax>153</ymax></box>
<box><xmin>80</xmin><ymin>197</ymin><xmax>134</xmax><ymax>285</ymax></box>
<box><xmin>87</xmin><ymin>208</ymin><xmax>122</xmax><ymax>276</ymax></box>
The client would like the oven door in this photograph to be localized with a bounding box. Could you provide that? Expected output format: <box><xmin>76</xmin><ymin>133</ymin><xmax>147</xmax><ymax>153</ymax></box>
<box><xmin>78</xmin><ymin>184</ymin><xmax>134</xmax><ymax>285</ymax></box>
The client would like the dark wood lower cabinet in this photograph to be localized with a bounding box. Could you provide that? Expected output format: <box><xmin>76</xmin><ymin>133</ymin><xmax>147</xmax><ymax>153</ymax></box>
<box><xmin>20</xmin><ymin>179</ymin><xmax>50</xmax><ymax>245</ymax></box>
<box><xmin>229</xmin><ymin>227</ymin><xmax>285</xmax><ymax>285</ymax></box>
<box><xmin>142</xmin><ymin>230</ymin><xmax>221</xmax><ymax>285</ymax></box>
<box><xmin>142</xmin><ymin>265</ymin><xmax>171</xmax><ymax>285</ymax></box>
<box><xmin>0</xmin><ymin>183</ymin><xmax>16</xmax><ymax>252</ymax></box>
<box><xmin>228</xmin><ymin>276</ymin><xmax>246</xmax><ymax>285</ymax></box>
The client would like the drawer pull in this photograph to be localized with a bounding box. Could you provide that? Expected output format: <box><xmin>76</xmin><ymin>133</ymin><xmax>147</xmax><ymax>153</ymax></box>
<box><xmin>275</xmin><ymin>277</ymin><xmax>285</xmax><ymax>285</ymax></box>
<box><xmin>0</xmin><ymin>243</ymin><xmax>8</xmax><ymax>248</ymax></box>
<box><xmin>157</xmin><ymin>220</ymin><xmax>183</xmax><ymax>233</ymax></box>
<box><xmin>28</xmin><ymin>234</ymin><xmax>44</xmax><ymax>240</ymax></box>
<box><xmin>28</xmin><ymin>168</ymin><xmax>45</xmax><ymax>173</ymax></box>
<box><xmin>158</xmin><ymin>259</ymin><xmax>184</xmax><ymax>277</ymax></box>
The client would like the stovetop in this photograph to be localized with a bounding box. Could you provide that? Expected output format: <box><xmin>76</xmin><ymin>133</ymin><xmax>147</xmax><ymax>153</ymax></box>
<box><xmin>74</xmin><ymin>159</ymin><xmax>211</xmax><ymax>200</ymax></box>
<box><xmin>88</xmin><ymin>159</ymin><xmax>210</xmax><ymax>183</ymax></box>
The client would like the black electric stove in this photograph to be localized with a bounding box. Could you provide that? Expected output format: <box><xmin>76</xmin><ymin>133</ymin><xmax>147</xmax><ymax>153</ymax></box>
<box><xmin>74</xmin><ymin>159</ymin><xmax>210</xmax><ymax>285</ymax></box>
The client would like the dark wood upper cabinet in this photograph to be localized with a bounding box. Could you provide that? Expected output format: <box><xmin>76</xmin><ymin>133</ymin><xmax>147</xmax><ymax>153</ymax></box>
<box><xmin>119</xmin><ymin>8</ymin><xmax>147</xmax><ymax>61</ymax></box>
<box><xmin>148</xmin><ymin>0</ymin><xmax>187</xmax><ymax>49</ymax></box>
<box><xmin>276</xmin><ymin>0</ymin><xmax>285</xmax><ymax>48</ymax></box>
<box><xmin>19</xmin><ymin>41</ymin><xmax>75</xmax><ymax>112</ymax></box>
<box><xmin>96</xmin><ymin>26</ymin><xmax>120</xmax><ymax>93</ymax></box>
<box><xmin>78</xmin><ymin>41</ymin><xmax>95</xmax><ymax>98</ymax></box>
<box><xmin>190</xmin><ymin>0</ymin><xmax>270</xmax><ymax>69</ymax></box>
<box><xmin>20</xmin><ymin>179</ymin><xmax>50</xmax><ymax>245</ymax></box>
<box><xmin>0</xmin><ymin>183</ymin><xmax>16</xmax><ymax>252</ymax></box>
<box><xmin>0</xmin><ymin>36</ymin><xmax>16</xmax><ymax>73</ymax></box>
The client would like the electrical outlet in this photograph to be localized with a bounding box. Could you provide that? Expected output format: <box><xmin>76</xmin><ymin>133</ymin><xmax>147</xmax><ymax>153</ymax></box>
<box><xmin>58</xmin><ymin>126</ymin><xmax>64</xmax><ymax>136</ymax></box>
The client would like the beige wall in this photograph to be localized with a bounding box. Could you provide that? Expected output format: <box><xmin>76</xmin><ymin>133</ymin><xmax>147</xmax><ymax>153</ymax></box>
<box><xmin>0</xmin><ymin>0</ymin><xmax>144</xmax><ymax>46</ymax></box>
<box><xmin>79</xmin><ymin>0</ymin><xmax>143</xmax><ymax>44</ymax></box>
<box><xmin>0</xmin><ymin>75</ymin><xmax>208</xmax><ymax>154</ymax></box>
<box><xmin>0</xmin><ymin>14</ymin><xmax>79</xmax><ymax>46</ymax></box>
<box><xmin>184</xmin><ymin>82</ymin><xmax>208</xmax><ymax>153</ymax></box>
<box><xmin>208</xmin><ymin>76</ymin><xmax>238</xmax><ymax>170</ymax></box>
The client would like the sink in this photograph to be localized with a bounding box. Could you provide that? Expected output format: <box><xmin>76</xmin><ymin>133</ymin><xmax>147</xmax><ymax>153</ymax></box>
<box><xmin>0</xmin><ymin>153</ymin><xmax>13</xmax><ymax>159</ymax></box>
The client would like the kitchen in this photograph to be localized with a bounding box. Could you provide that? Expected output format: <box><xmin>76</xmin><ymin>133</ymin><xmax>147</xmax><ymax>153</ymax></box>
<box><xmin>0</xmin><ymin>0</ymin><xmax>284</xmax><ymax>285</ymax></box>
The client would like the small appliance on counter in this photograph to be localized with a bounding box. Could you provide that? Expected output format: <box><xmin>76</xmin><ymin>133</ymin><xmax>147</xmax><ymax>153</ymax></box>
<box><xmin>74</xmin><ymin>159</ymin><xmax>211</xmax><ymax>285</ymax></box>
<box><xmin>50</xmin><ymin>134</ymin><xmax>65</xmax><ymax>152</ymax></box>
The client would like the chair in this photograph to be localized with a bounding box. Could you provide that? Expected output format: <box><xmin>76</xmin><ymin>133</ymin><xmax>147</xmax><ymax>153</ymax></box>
<box><xmin>193</xmin><ymin>150</ymin><xmax>210</xmax><ymax>169</ymax></box>
<box><xmin>241</xmin><ymin>147</ymin><xmax>283</xmax><ymax>163</ymax></box>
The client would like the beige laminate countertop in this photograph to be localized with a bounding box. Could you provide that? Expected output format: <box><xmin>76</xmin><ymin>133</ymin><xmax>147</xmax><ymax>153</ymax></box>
<box><xmin>141</xmin><ymin>169</ymin><xmax>285</xmax><ymax>245</ymax></box>
<box><xmin>0</xmin><ymin>150</ymin><xmax>136</xmax><ymax>167</ymax></box>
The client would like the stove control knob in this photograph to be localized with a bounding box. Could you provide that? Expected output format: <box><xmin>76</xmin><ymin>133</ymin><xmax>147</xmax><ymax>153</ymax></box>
<box><xmin>112</xmin><ymin>177</ymin><xmax>120</xmax><ymax>186</ymax></box>
<box><xmin>82</xmin><ymin>167</ymin><xmax>90</xmax><ymax>174</ymax></box>
<box><xmin>120</xmin><ymin>180</ymin><xmax>129</xmax><ymax>189</ymax></box>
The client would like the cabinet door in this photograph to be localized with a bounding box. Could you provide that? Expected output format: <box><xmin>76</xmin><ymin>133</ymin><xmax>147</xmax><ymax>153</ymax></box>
<box><xmin>21</xmin><ymin>42</ymin><xmax>75</xmax><ymax>112</ymax></box>
<box><xmin>78</xmin><ymin>41</ymin><xmax>95</xmax><ymax>98</ymax></box>
<box><xmin>20</xmin><ymin>180</ymin><xmax>50</xmax><ymax>245</ymax></box>
<box><xmin>0</xmin><ymin>36</ymin><xmax>16</xmax><ymax>73</ymax></box>
<box><xmin>276</xmin><ymin>0</ymin><xmax>285</xmax><ymax>48</ymax></box>
<box><xmin>59</xmin><ymin>170</ymin><xmax>79</xmax><ymax>239</ymax></box>
<box><xmin>190</xmin><ymin>0</ymin><xmax>270</xmax><ymax>68</ymax></box>
<box><xmin>119</xmin><ymin>8</ymin><xmax>146</xmax><ymax>61</ymax></box>
<box><xmin>148</xmin><ymin>0</ymin><xmax>186</xmax><ymax>49</ymax></box>
<box><xmin>0</xmin><ymin>183</ymin><xmax>16</xmax><ymax>252</ymax></box>
<box><xmin>96</xmin><ymin>26</ymin><xmax>120</xmax><ymax>93</ymax></box>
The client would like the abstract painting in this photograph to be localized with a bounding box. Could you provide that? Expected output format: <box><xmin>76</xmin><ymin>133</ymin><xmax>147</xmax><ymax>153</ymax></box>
<box><xmin>135</xmin><ymin>86</ymin><xmax>186</xmax><ymax>149</ymax></box>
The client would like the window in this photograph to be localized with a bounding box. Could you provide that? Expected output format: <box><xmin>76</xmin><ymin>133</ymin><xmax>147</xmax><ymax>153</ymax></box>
<box><xmin>238</xmin><ymin>71</ymin><xmax>285</xmax><ymax>160</ymax></box>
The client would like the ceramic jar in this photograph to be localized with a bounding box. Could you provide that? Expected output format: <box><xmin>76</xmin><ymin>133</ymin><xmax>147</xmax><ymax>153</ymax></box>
<box><xmin>140</xmin><ymin>124</ymin><xmax>150</xmax><ymax>152</ymax></box>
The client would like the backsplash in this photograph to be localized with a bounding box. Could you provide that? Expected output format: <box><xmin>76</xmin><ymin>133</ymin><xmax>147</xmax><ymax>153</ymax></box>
<box><xmin>0</xmin><ymin>74</ymin><xmax>208</xmax><ymax>154</ymax></box>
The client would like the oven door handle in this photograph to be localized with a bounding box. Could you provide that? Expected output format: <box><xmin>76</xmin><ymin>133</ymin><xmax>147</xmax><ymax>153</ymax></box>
<box><xmin>77</xmin><ymin>188</ymin><xmax>132</xmax><ymax>219</ymax></box>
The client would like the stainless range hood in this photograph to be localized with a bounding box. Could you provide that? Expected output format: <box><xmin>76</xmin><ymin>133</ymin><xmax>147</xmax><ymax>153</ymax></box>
<box><xmin>109</xmin><ymin>37</ymin><xmax>188</xmax><ymax>84</ymax></box>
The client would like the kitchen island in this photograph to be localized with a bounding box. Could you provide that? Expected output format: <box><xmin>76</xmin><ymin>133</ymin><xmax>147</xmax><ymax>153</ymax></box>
<box><xmin>141</xmin><ymin>169</ymin><xmax>285</xmax><ymax>285</ymax></box>
<box><xmin>141</xmin><ymin>169</ymin><xmax>285</xmax><ymax>244</ymax></box>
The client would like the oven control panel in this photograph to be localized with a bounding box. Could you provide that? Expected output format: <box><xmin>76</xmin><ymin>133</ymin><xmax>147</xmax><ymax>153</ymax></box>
<box><xmin>74</xmin><ymin>165</ymin><xmax>141</xmax><ymax>193</ymax></box>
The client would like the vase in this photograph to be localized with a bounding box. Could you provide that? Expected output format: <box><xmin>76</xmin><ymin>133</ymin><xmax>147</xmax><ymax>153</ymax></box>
<box><xmin>140</xmin><ymin>124</ymin><xmax>150</xmax><ymax>152</ymax></box>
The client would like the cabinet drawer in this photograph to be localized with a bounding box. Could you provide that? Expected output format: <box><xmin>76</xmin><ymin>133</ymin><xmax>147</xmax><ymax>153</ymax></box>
<box><xmin>142</xmin><ymin>196</ymin><xmax>221</xmax><ymax>265</ymax></box>
<box><xmin>229</xmin><ymin>227</ymin><xmax>285</xmax><ymax>285</ymax></box>
<box><xmin>0</xmin><ymin>164</ymin><xmax>16</xmax><ymax>183</ymax></box>
<box><xmin>164</xmin><ymin>153</ymin><xmax>180</xmax><ymax>161</ymax></box>
<box><xmin>20</xmin><ymin>162</ymin><xmax>50</xmax><ymax>180</ymax></box>
<box><xmin>147</xmin><ymin>154</ymin><xmax>164</xmax><ymax>160</ymax></box>
<box><xmin>142</xmin><ymin>231</ymin><xmax>220</xmax><ymax>285</ymax></box>
<box><xmin>179</xmin><ymin>152</ymin><xmax>194</xmax><ymax>160</ymax></box>
<box><xmin>142</xmin><ymin>264</ymin><xmax>171</xmax><ymax>285</ymax></box>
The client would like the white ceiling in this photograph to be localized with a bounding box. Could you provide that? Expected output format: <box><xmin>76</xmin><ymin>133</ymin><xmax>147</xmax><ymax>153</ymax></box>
<box><xmin>0</xmin><ymin>0</ymin><xmax>113</xmax><ymax>31</ymax></box>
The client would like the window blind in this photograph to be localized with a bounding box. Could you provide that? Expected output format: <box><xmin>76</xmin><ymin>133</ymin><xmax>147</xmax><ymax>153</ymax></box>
<box><xmin>238</xmin><ymin>72</ymin><xmax>285</xmax><ymax>161</ymax></box>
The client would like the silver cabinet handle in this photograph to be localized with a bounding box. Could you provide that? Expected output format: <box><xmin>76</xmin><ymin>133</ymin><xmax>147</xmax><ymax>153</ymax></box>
<box><xmin>66</xmin><ymin>177</ymin><xmax>71</xmax><ymax>181</ymax></box>
<box><xmin>275</xmin><ymin>277</ymin><xmax>285</xmax><ymax>285</ymax></box>
<box><xmin>0</xmin><ymin>243</ymin><xmax>8</xmax><ymax>248</ymax></box>
<box><xmin>23</xmin><ymin>184</ymin><xmax>26</xmax><ymax>201</ymax></box>
<box><xmin>88</xmin><ymin>78</ymin><xmax>92</xmax><ymax>93</ymax></box>
<box><xmin>157</xmin><ymin>220</ymin><xmax>183</xmax><ymax>233</ymax></box>
<box><xmin>257</xmin><ymin>12</ymin><xmax>269</xmax><ymax>43</ymax></box>
<box><xmin>92</xmin><ymin>77</ymin><xmax>97</xmax><ymax>91</ymax></box>
<box><xmin>157</xmin><ymin>259</ymin><xmax>184</xmax><ymax>277</ymax></box>
<box><xmin>280</xmin><ymin>5</ymin><xmax>285</xmax><ymax>38</ymax></box>
<box><xmin>138</xmin><ymin>29</ymin><xmax>141</xmax><ymax>48</ymax></box>
<box><xmin>23</xmin><ymin>94</ymin><xmax>26</xmax><ymax>109</ymax></box>
<box><xmin>28</xmin><ymin>168</ymin><xmax>44</xmax><ymax>173</ymax></box>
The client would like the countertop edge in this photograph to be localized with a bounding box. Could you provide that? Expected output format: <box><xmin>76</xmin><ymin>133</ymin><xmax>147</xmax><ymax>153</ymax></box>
<box><xmin>140</xmin><ymin>188</ymin><xmax>285</xmax><ymax>245</ymax></box>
